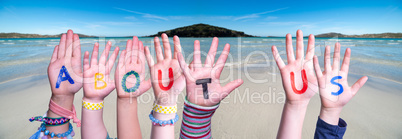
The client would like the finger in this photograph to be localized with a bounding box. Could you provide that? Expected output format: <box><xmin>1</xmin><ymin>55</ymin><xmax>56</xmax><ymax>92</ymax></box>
<box><xmin>177</xmin><ymin>52</ymin><xmax>191</xmax><ymax>77</ymax></box>
<box><xmin>50</xmin><ymin>45</ymin><xmax>59</xmax><ymax>63</ymax></box>
<box><xmin>125</xmin><ymin>39</ymin><xmax>133</xmax><ymax>64</ymax></box>
<box><xmin>154</xmin><ymin>36</ymin><xmax>164</xmax><ymax>62</ymax></box>
<box><xmin>351</xmin><ymin>76</ymin><xmax>368</xmax><ymax>95</ymax></box>
<box><xmin>305</xmin><ymin>34</ymin><xmax>315</xmax><ymax>60</ymax></box>
<box><xmin>90</xmin><ymin>42</ymin><xmax>99</xmax><ymax>66</ymax></box>
<box><xmin>332</xmin><ymin>42</ymin><xmax>341</xmax><ymax>70</ymax></box>
<box><xmin>189</xmin><ymin>61</ymin><xmax>194</xmax><ymax>71</ymax></box>
<box><xmin>118</xmin><ymin>50</ymin><xmax>126</xmax><ymax>68</ymax></box>
<box><xmin>205</xmin><ymin>37</ymin><xmax>219</xmax><ymax>67</ymax></box>
<box><xmin>144</xmin><ymin>46</ymin><xmax>155</xmax><ymax>67</ymax></box>
<box><xmin>173</xmin><ymin>35</ymin><xmax>182</xmax><ymax>59</ymax></box>
<box><xmin>132</xmin><ymin>36</ymin><xmax>139</xmax><ymax>63</ymax></box>
<box><xmin>107</xmin><ymin>47</ymin><xmax>119</xmax><ymax>73</ymax></box>
<box><xmin>72</xmin><ymin>34</ymin><xmax>81</xmax><ymax>58</ymax></box>
<box><xmin>83</xmin><ymin>51</ymin><xmax>90</xmax><ymax>71</ymax></box>
<box><xmin>324</xmin><ymin>46</ymin><xmax>332</xmax><ymax>72</ymax></box>
<box><xmin>341</xmin><ymin>48</ymin><xmax>351</xmax><ymax>73</ymax></box>
<box><xmin>65</xmin><ymin>30</ymin><xmax>74</xmax><ymax>59</ymax></box>
<box><xmin>99</xmin><ymin>41</ymin><xmax>112</xmax><ymax>65</ymax></box>
<box><xmin>57</xmin><ymin>33</ymin><xmax>66</xmax><ymax>58</ymax></box>
<box><xmin>313</xmin><ymin>56</ymin><xmax>323</xmax><ymax>78</ymax></box>
<box><xmin>221</xmin><ymin>79</ymin><xmax>244</xmax><ymax>99</ymax></box>
<box><xmin>271</xmin><ymin>45</ymin><xmax>286</xmax><ymax>69</ymax></box>
<box><xmin>193</xmin><ymin>40</ymin><xmax>202</xmax><ymax>69</ymax></box>
<box><xmin>296</xmin><ymin>30</ymin><xmax>304</xmax><ymax>60</ymax></box>
<box><xmin>215</xmin><ymin>43</ymin><xmax>230</xmax><ymax>77</ymax></box>
<box><xmin>138</xmin><ymin>41</ymin><xmax>146</xmax><ymax>64</ymax></box>
<box><xmin>161</xmin><ymin>33</ymin><xmax>172</xmax><ymax>59</ymax></box>
<box><xmin>286</xmin><ymin>33</ymin><xmax>295</xmax><ymax>64</ymax></box>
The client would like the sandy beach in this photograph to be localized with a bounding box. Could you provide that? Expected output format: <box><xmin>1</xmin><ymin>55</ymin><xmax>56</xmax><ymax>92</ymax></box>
<box><xmin>0</xmin><ymin>67</ymin><xmax>401</xmax><ymax>138</ymax></box>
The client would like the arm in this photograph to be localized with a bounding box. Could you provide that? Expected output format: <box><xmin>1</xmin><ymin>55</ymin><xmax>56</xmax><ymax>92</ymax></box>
<box><xmin>144</xmin><ymin>34</ymin><xmax>186</xmax><ymax>139</ymax></box>
<box><xmin>38</xmin><ymin>30</ymin><xmax>83</xmax><ymax>138</ymax></box>
<box><xmin>81</xmin><ymin>41</ymin><xmax>119</xmax><ymax>138</ymax></box>
<box><xmin>115</xmin><ymin>37</ymin><xmax>152</xmax><ymax>139</ymax></box>
<box><xmin>271</xmin><ymin>30</ymin><xmax>318</xmax><ymax>139</ymax></box>
<box><xmin>176</xmin><ymin>37</ymin><xmax>243</xmax><ymax>138</ymax></box>
<box><xmin>313</xmin><ymin>43</ymin><xmax>368</xmax><ymax>139</ymax></box>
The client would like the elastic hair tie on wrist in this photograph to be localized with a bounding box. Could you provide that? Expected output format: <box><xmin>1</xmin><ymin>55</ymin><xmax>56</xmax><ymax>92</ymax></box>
<box><xmin>82</xmin><ymin>100</ymin><xmax>104</xmax><ymax>110</ymax></box>
<box><xmin>49</xmin><ymin>99</ymin><xmax>81</xmax><ymax>127</ymax></box>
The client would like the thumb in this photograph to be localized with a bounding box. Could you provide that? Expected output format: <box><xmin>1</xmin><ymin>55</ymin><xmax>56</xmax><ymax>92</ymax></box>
<box><xmin>351</xmin><ymin>76</ymin><xmax>368</xmax><ymax>95</ymax></box>
<box><xmin>221</xmin><ymin>79</ymin><xmax>243</xmax><ymax>99</ymax></box>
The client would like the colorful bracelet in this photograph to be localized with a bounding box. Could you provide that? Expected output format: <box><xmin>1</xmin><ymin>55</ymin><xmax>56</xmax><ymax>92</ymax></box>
<box><xmin>149</xmin><ymin>111</ymin><xmax>179</xmax><ymax>126</ymax></box>
<box><xmin>153</xmin><ymin>103</ymin><xmax>177</xmax><ymax>114</ymax></box>
<box><xmin>29</xmin><ymin>116</ymin><xmax>70</xmax><ymax>126</ymax></box>
<box><xmin>32</xmin><ymin>123</ymin><xmax>75</xmax><ymax>139</ymax></box>
<box><xmin>82</xmin><ymin>100</ymin><xmax>104</xmax><ymax>110</ymax></box>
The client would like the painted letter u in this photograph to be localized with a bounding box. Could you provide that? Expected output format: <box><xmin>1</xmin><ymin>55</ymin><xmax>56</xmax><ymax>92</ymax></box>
<box><xmin>290</xmin><ymin>69</ymin><xmax>308</xmax><ymax>94</ymax></box>
<box><xmin>158</xmin><ymin>68</ymin><xmax>174</xmax><ymax>91</ymax></box>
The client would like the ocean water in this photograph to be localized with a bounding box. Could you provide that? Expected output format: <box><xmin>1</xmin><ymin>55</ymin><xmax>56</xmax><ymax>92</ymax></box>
<box><xmin>0</xmin><ymin>37</ymin><xmax>401</xmax><ymax>85</ymax></box>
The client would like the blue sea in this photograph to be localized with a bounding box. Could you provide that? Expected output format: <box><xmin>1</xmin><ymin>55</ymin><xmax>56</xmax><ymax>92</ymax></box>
<box><xmin>0</xmin><ymin>37</ymin><xmax>401</xmax><ymax>85</ymax></box>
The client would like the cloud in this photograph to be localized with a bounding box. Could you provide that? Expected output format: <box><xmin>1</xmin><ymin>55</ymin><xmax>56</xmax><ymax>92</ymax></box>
<box><xmin>114</xmin><ymin>7</ymin><xmax>168</xmax><ymax>21</ymax></box>
<box><xmin>234</xmin><ymin>7</ymin><xmax>288</xmax><ymax>21</ymax></box>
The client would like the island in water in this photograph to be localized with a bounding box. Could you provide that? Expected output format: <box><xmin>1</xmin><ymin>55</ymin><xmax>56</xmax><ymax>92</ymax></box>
<box><xmin>146</xmin><ymin>23</ymin><xmax>254</xmax><ymax>37</ymax></box>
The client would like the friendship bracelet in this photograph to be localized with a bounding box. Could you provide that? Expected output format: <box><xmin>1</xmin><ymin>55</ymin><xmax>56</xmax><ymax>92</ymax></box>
<box><xmin>29</xmin><ymin>116</ymin><xmax>70</xmax><ymax>126</ymax></box>
<box><xmin>82</xmin><ymin>100</ymin><xmax>104</xmax><ymax>110</ymax></box>
<box><xmin>49</xmin><ymin>99</ymin><xmax>81</xmax><ymax>127</ymax></box>
<box><xmin>153</xmin><ymin>103</ymin><xmax>177</xmax><ymax>114</ymax></box>
<box><xmin>149</xmin><ymin>111</ymin><xmax>179</xmax><ymax>126</ymax></box>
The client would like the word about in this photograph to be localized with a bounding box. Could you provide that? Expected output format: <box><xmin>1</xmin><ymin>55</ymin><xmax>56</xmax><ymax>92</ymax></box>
<box><xmin>56</xmin><ymin>66</ymin><xmax>74</xmax><ymax>88</ymax></box>
<box><xmin>196</xmin><ymin>78</ymin><xmax>212</xmax><ymax>99</ymax></box>
<box><xmin>158</xmin><ymin>68</ymin><xmax>174</xmax><ymax>91</ymax></box>
<box><xmin>122</xmin><ymin>70</ymin><xmax>140</xmax><ymax>93</ymax></box>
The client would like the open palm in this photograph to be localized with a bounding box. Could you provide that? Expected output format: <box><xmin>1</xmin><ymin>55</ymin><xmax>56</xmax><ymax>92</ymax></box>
<box><xmin>177</xmin><ymin>37</ymin><xmax>243</xmax><ymax>106</ymax></box>
<box><xmin>115</xmin><ymin>37</ymin><xmax>152</xmax><ymax>98</ymax></box>
<box><xmin>48</xmin><ymin>30</ymin><xmax>83</xmax><ymax>96</ymax></box>
<box><xmin>144</xmin><ymin>34</ymin><xmax>185</xmax><ymax>106</ymax></box>
<box><xmin>271</xmin><ymin>30</ymin><xmax>318</xmax><ymax>103</ymax></box>
<box><xmin>83</xmin><ymin>41</ymin><xmax>119</xmax><ymax>101</ymax></box>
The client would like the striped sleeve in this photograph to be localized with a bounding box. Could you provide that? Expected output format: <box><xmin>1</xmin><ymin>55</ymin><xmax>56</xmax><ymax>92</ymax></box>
<box><xmin>180</xmin><ymin>98</ymin><xmax>219</xmax><ymax>139</ymax></box>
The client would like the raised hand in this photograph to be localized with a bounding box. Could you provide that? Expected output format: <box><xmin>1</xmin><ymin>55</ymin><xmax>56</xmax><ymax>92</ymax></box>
<box><xmin>271</xmin><ymin>30</ymin><xmax>318</xmax><ymax>104</ymax></box>
<box><xmin>313</xmin><ymin>42</ymin><xmax>368</xmax><ymax>125</ymax></box>
<box><xmin>273</xmin><ymin>30</ymin><xmax>318</xmax><ymax>139</ymax></box>
<box><xmin>144</xmin><ymin>34</ymin><xmax>185</xmax><ymax>106</ymax></box>
<box><xmin>48</xmin><ymin>29</ymin><xmax>83</xmax><ymax>97</ymax></box>
<box><xmin>177</xmin><ymin>37</ymin><xmax>243</xmax><ymax>106</ymax></box>
<box><xmin>115</xmin><ymin>36</ymin><xmax>151</xmax><ymax>99</ymax></box>
<box><xmin>83</xmin><ymin>41</ymin><xmax>119</xmax><ymax>101</ymax></box>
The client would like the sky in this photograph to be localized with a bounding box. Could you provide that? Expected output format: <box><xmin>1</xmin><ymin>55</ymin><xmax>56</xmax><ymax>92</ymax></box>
<box><xmin>1</xmin><ymin>0</ymin><xmax>401</xmax><ymax>36</ymax></box>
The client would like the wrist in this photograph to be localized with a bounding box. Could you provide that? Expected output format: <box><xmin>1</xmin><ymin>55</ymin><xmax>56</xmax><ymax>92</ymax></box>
<box><xmin>319</xmin><ymin>107</ymin><xmax>343</xmax><ymax>125</ymax></box>
<box><xmin>285</xmin><ymin>99</ymin><xmax>310</xmax><ymax>109</ymax></box>
<box><xmin>50</xmin><ymin>94</ymin><xmax>75</xmax><ymax>110</ymax></box>
<box><xmin>82</xmin><ymin>97</ymin><xmax>104</xmax><ymax>103</ymax></box>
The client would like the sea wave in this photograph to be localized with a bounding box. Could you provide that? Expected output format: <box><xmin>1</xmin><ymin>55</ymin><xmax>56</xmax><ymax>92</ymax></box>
<box><xmin>0</xmin><ymin>57</ymin><xmax>50</xmax><ymax>67</ymax></box>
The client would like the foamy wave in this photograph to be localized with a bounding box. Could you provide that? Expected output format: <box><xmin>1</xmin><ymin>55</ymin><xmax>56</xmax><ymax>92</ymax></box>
<box><xmin>0</xmin><ymin>57</ymin><xmax>50</xmax><ymax>67</ymax></box>
<box><xmin>2</xmin><ymin>42</ymin><xmax>15</xmax><ymax>45</ymax></box>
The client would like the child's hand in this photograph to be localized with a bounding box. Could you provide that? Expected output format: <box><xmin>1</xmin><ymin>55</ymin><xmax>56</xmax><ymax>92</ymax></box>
<box><xmin>115</xmin><ymin>37</ymin><xmax>152</xmax><ymax>99</ymax></box>
<box><xmin>83</xmin><ymin>41</ymin><xmax>119</xmax><ymax>102</ymax></box>
<box><xmin>271</xmin><ymin>30</ymin><xmax>318</xmax><ymax>105</ymax></box>
<box><xmin>144</xmin><ymin>34</ymin><xmax>185</xmax><ymax>105</ymax></box>
<box><xmin>313</xmin><ymin>43</ymin><xmax>368</xmax><ymax>125</ymax></box>
<box><xmin>177</xmin><ymin>37</ymin><xmax>243</xmax><ymax>106</ymax></box>
<box><xmin>48</xmin><ymin>29</ymin><xmax>83</xmax><ymax>97</ymax></box>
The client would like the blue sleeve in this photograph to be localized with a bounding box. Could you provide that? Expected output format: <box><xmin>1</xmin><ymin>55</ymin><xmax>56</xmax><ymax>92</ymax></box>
<box><xmin>314</xmin><ymin>117</ymin><xmax>347</xmax><ymax>139</ymax></box>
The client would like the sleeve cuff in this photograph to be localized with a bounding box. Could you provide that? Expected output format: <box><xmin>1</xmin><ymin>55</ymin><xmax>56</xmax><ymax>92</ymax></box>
<box><xmin>314</xmin><ymin>116</ymin><xmax>347</xmax><ymax>139</ymax></box>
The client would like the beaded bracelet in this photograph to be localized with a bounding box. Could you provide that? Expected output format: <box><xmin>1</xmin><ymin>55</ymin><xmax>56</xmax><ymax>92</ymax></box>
<box><xmin>29</xmin><ymin>116</ymin><xmax>70</xmax><ymax>126</ymax></box>
<box><xmin>153</xmin><ymin>103</ymin><xmax>177</xmax><ymax>114</ymax></box>
<box><xmin>82</xmin><ymin>100</ymin><xmax>104</xmax><ymax>110</ymax></box>
<box><xmin>149</xmin><ymin>111</ymin><xmax>179</xmax><ymax>126</ymax></box>
<box><xmin>40</xmin><ymin>123</ymin><xmax>74</xmax><ymax>138</ymax></box>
